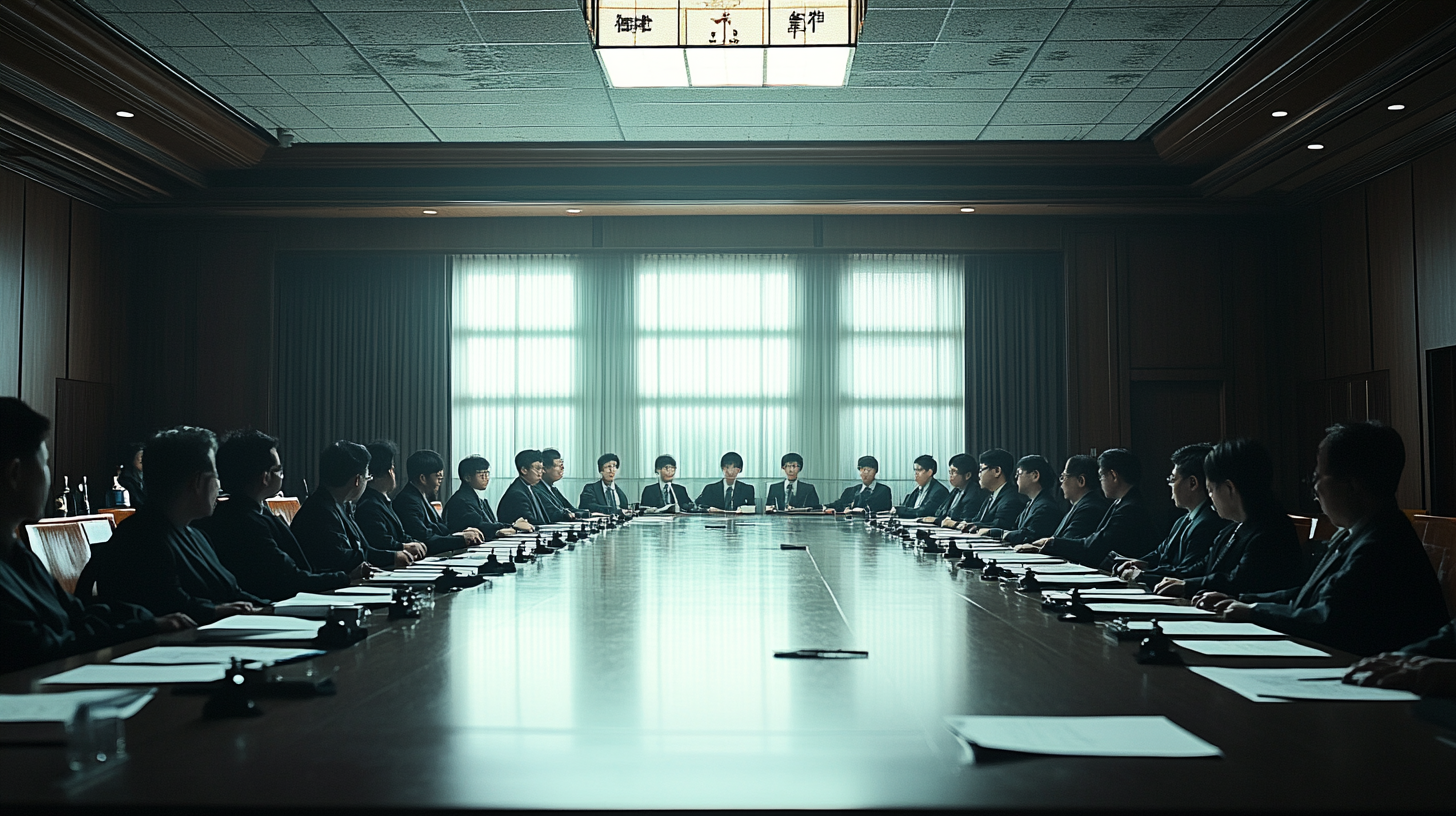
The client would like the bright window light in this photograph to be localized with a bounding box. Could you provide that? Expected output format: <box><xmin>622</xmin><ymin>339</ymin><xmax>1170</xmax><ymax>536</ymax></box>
<box><xmin>766</xmin><ymin>47</ymin><xmax>852</xmax><ymax>86</ymax></box>
<box><xmin>598</xmin><ymin>49</ymin><xmax>688</xmax><ymax>88</ymax></box>
<box><xmin>687</xmin><ymin>48</ymin><xmax>765</xmax><ymax>87</ymax></box>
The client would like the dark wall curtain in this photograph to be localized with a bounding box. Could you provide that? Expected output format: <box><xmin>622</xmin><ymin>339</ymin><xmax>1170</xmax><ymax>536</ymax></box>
<box><xmin>965</xmin><ymin>254</ymin><xmax>1067</xmax><ymax>464</ymax></box>
<box><xmin>275</xmin><ymin>254</ymin><xmax>450</xmax><ymax>497</ymax></box>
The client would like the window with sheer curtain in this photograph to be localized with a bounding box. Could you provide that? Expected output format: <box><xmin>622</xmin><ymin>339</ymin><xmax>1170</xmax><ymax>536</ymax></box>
<box><xmin>451</xmin><ymin>253</ymin><xmax>964</xmax><ymax>507</ymax></box>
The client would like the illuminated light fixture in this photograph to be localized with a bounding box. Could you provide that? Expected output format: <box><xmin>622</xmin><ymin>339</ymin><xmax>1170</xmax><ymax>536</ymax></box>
<box><xmin>1307</xmin><ymin>144</ymin><xmax>1324</xmax><ymax>150</ymax></box>
<box><xmin>585</xmin><ymin>1</ymin><xmax>866</xmax><ymax>88</ymax></box>
<box><xmin>422</xmin><ymin>209</ymin><xmax>438</xmax><ymax>214</ymax></box>
<box><xmin>1270</xmin><ymin>110</ymin><xmax>1288</xmax><ymax>117</ymax></box>
<box><xmin>566</xmin><ymin>208</ymin><xmax>583</xmax><ymax>213</ymax></box>
<box><xmin>1387</xmin><ymin>103</ymin><xmax>1406</xmax><ymax>110</ymax></box>
<box><xmin>115</xmin><ymin>110</ymin><xmax>135</xmax><ymax>118</ymax></box>
<box><xmin>959</xmin><ymin>207</ymin><xmax>975</xmax><ymax>213</ymax></box>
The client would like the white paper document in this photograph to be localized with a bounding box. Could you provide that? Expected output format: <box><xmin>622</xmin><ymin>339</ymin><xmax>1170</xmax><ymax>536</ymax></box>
<box><xmin>1190</xmin><ymin>667</ymin><xmax>1421</xmax><ymax>702</ymax></box>
<box><xmin>1173</xmin><ymin>639</ymin><xmax>1329</xmax><ymax>658</ymax></box>
<box><xmin>332</xmin><ymin>587</ymin><xmax>397</xmax><ymax>598</ymax></box>
<box><xmin>0</xmin><ymin>689</ymin><xmax>155</xmax><ymax>723</ymax></box>
<box><xmin>422</xmin><ymin>558</ymin><xmax>488</xmax><ymax>568</ymax></box>
<box><xmin>973</xmin><ymin>554</ymin><xmax>1062</xmax><ymax>563</ymax></box>
<box><xmin>1044</xmin><ymin>587</ymin><xmax>1148</xmax><ymax>598</ymax></box>
<box><xmin>1002</xmin><ymin>563</ymin><xmax>1098</xmax><ymax>574</ymax></box>
<box><xmin>195</xmin><ymin>615</ymin><xmax>324</xmax><ymax>641</ymax></box>
<box><xmin>1031</xmin><ymin>574</ymin><xmax>1125</xmax><ymax>586</ymax></box>
<box><xmin>112</xmin><ymin>646</ymin><xmax>323</xmax><ymax>666</ymax></box>
<box><xmin>273</xmin><ymin>595</ymin><xmax>368</xmax><ymax>610</ymax></box>
<box><xmin>1112</xmin><ymin>621</ymin><xmax>1284</xmax><ymax>637</ymax></box>
<box><xmin>944</xmin><ymin>715</ymin><xmax>1221</xmax><ymax>758</ymax></box>
<box><xmin>1045</xmin><ymin>592</ymin><xmax>1178</xmax><ymax>603</ymax></box>
<box><xmin>40</xmin><ymin>664</ymin><xmax>227</xmax><ymax>686</ymax></box>
<box><xmin>1085</xmin><ymin>602</ymin><xmax>1215</xmax><ymax>616</ymax></box>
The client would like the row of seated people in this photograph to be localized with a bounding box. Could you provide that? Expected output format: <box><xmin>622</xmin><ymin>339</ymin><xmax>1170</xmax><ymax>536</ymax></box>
<box><xmin>0</xmin><ymin>395</ymin><xmax>1452</xmax><ymax>693</ymax></box>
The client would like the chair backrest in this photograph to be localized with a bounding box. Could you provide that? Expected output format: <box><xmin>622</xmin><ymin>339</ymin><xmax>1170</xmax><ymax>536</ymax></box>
<box><xmin>35</xmin><ymin>514</ymin><xmax>115</xmax><ymax>544</ymax></box>
<box><xmin>21</xmin><ymin>521</ymin><xmax>94</xmax><ymax>594</ymax></box>
<box><xmin>266</xmin><ymin>496</ymin><xmax>302</xmax><ymax>525</ymax></box>
<box><xmin>1416</xmin><ymin>515</ymin><xmax>1456</xmax><ymax>615</ymax></box>
<box><xmin>431</xmin><ymin>501</ymin><xmax>443</xmax><ymax>515</ymax></box>
<box><xmin>1310</xmin><ymin>516</ymin><xmax>1338</xmax><ymax>543</ymax></box>
<box><xmin>1287</xmin><ymin>515</ymin><xmax>1315</xmax><ymax>556</ymax></box>
<box><xmin>1402</xmin><ymin>508</ymin><xmax>1426</xmax><ymax>526</ymax></box>
<box><xmin>98</xmin><ymin>507</ymin><xmax>135</xmax><ymax>525</ymax></box>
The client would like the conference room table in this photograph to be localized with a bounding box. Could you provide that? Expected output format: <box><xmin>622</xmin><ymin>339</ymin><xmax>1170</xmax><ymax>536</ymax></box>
<box><xmin>2</xmin><ymin>514</ymin><xmax>1453</xmax><ymax>811</ymax></box>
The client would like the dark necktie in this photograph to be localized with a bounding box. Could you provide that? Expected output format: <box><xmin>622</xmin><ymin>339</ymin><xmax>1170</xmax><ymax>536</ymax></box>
<box><xmin>527</xmin><ymin>483</ymin><xmax>545</xmax><ymax>520</ymax></box>
<box><xmin>725</xmin><ymin>483</ymin><xmax>734</xmax><ymax>509</ymax></box>
<box><xmin>786</xmin><ymin>482</ymin><xmax>794</xmax><ymax>507</ymax></box>
<box><xmin>663</xmin><ymin>483</ymin><xmax>672</xmax><ymax>506</ymax></box>
<box><xmin>607</xmin><ymin>482</ymin><xmax>617</xmax><ymax>509</ymax></box>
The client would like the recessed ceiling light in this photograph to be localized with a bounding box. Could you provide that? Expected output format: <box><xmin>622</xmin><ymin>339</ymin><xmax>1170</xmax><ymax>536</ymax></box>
<box><xmin>422</xmin><ymin>209</ymin><xmax>438</xmax><ymax>214</ymax></box>
<box><xmin>1388</xmin><ymin>104</ymin><xmax>1406</xmax><ymax>111</ymax></box>
<box><xmin>1271</xmin><ymin>110</ymin><xmax>1288</xmax><ymax>117</ymax></box>
<box><xmin>566</xmin><ymin>208</ymin><xmax>582</xmax><ymax>214</ymax></box>
<box><xmin>1307</xmin><ymin>144</ymin><xmax>1324</xmax><ymax>150</ymax></box>
<box><xmin>115</xmin><ymin>111</ymin><xmax>135</xmax><ymax>118</ymax></box>
<box><xmin>959</xmin><ymin>207</ymin><xmax>975</xmax><ymax>213</ymax></box>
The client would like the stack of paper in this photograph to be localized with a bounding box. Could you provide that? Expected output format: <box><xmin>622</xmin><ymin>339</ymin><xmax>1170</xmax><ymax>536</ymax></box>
<box><xmin>195</xmin><ymin>614</ymin><xmax>323</xmax><ymax>641</ymax></box>
<box><xmin>944</xmin><ymin>715</ymin><xmax>1222</xmax><ymax>759</ymax></box>
<box><xmin>1030</xmin><ymin>574</ymin><xmax>1126</xmax><ymax>587</ymax></box>
<box><xmin>1085</xmin><ymin>602</ymin><xmax>1215</xmax><ymax>616</ymax></box>
<box><xmin>0</xmin><ymin>689</ymin><xmax>155</xmax><ymax>743</ymax></box>
<box><xmin>1174</xmin><ymin>640</ymin><xmax>1329</xmax><ymax>658</ymax></box>
<box><xmin>1122</xmin><ymin>621</ymin><xmax>1283</xmax><ymax>637</ymax></box>
<box><xmin>112</xmin><ymin>645</ymin><xmax>323</xmax><ymax>666</ymax></box>
<box><xmin>1191</xmin><ymin>667</ymin><xmax>1420</xmax><ymax>702</ymax></box>
<box><xmin>40</xmin><ymin>664</ymin><xmax>227</xmax><ymax>686</ymax></box>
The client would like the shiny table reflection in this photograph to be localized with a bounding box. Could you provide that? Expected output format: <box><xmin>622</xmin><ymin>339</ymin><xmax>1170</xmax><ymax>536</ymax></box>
<box><xmin>1</xmin><ymin>515</ymin><xmax>1452</xmax><ymax>810</ymax></box>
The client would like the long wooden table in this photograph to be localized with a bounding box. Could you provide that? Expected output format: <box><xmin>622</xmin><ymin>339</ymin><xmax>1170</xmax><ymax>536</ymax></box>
<box><xmin>2</xmin><ymin>515</ymin><xmax>1453</xmax><ymax>810</ymax></box>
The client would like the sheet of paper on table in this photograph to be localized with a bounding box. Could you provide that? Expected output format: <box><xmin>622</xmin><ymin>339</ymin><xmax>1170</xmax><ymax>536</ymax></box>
<box><xmin>331</xmin><ymin>587</ymin><xmax>397</xmax><ymax>598</ymax></box>
<box><xmin>1115</xmin><ymin>621</ymin><xmax>1284</xmax><ymax>637</ymax></box>
<box><xmin>944</xmin><ymin>715</ymin><xmax>1221</xmax><ymax>758</ymax></box>
<box><xmin>1044</xmin><ymin>591</ymin><xmax>1179</xmax><ymax>603</ymax></box>
<box><xmin>1173</xmin><ymin>639</ymin><xmax>1330</xmax><ymax>658</ymax></box>
<box><xmin>1001</xmin><ymin>563</ymin><xmax>1098</xmax><ymax>574</ymax></box>
<box><xmin>1044</xmin><ymin>587</ymin><xmax>1148</xmax><ymax>598</ymax></box>
<box><xmin>1190</xmin><ymin>667</ymin><xmax>1420</xmax><ymax>702</ymax></box>
<box><xmin>0</xmin><ymin>688</ymin><xmax>155</xmax><ymax>723</ymax></box>
<box><xmin>1085</xmin><ymin>602</ymin><xmax>1215</xmax><ymax>616</ymax></box>
<box><xmin>40</xmin><ymin>664</ymin><xmax>227</xmax><ymax>686</ymax></box>
<box><xmin>1030</xmin><ymin>574</ymin><xmax>1126</xmax><ymax>587</ymax></box>
<box><xmin>196</xmin><ymin>615</ymin><xmax>323</xmax><ymax>632</ymax></box>
<box><xmin>111</xmin><ymin>646</ymin><xmax>324</xmax><ymax>666</ymax></box>
<box><xmin>273</xmin><ymin>593</ymin><xmax>371</xmax><ymax>608</ymax></box>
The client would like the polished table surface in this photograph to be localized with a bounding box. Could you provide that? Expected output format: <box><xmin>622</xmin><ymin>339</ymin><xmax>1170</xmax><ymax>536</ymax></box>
<box><xmin>2</xmin><ymin>515</ymin><xmax>1454</xmax><ymax>811</ymax></box>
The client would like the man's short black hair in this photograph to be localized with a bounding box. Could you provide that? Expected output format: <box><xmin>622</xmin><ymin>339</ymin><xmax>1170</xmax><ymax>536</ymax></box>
<box><xmin>1322</xmin><ymin>421</ymin><xmax>1405</xmax><ymax>497</ymax></box>
<box><xmin>979</xmin><ymin>448</ymin><xmax>1015</xmax><ymax>476</ymax></box>
<box><xmin>598</xmin><ymin>453</ymin><xmax>620</xmax><ymax>471</ymax></box>
<box><xmin>720</xmin><ymin>451</ymin><xmax>743</xmax><ymax>469</ymax></box>
<box><xmin>1064</xmin><ymin>455</ymin><xmax>1101</xmax><ymax>492</ymax></box>
<box><xmin>947</xmin><ymin>453</ymin><xmax>975</xmax><ymax>474</ymax></box>
<box><xmin>118</xmin><ymin>440</ymin><xmax>145</xmax><ymax>468</ymax></box>
<box><xmin>1205</xmin><ymin>439</ymin><xmax>1283</xmax><ymax>519</ymax></box>
<box><xmin>1097</xmin><ymin>448</ymin><xmax>1141</xmax><ymax>485</ymax></box>
<box><xmin>0</xmin><ymin>398</ymin><xmax>50</xmax><ymax>463</ymax></box>
<box><xmin>458</xmin><ymin>454</ymin><xmax>490</xmax><ymax>482</ymax></box>
<box><xmin>367</xmin><ymin>440</ymin><xmax>399</xmax><ymax>480</ymax></box>
<box><xmin>1016</xmin><ymin>454</ymin><xmax>1052</xmax><ymax>482</ymax></box>
<box><xmin>781</xmin><ymin>452</ymin><xmax>804</xmax><ymax>468</ymax></box>
<box><xmin>857</xmin><ymin>455</ymin><xmax>879</xmax><ymax>471</ymax></box>
<box><xmin>407</xmin><ymin>449</ymin><xmax>445</xmax><ymax>482</ymax></box>
<box><xmin>146</xmin><ymin>426</ymin><xmax>218</xmax><ymax>502</ymax></box>
<box><xmin>1171</xmin><ymin>443</ymin><xmax>1214</xmax><ymax>485</ymax></box>
<box><xmin>913</xmin><ymin>454</ymin><xmax>937</xmax><ymax>474</ymax></box>
<box><xmin>515</xmin><ymin>449</ymin><xmax>544</xmax><ymax>473</ymax></box>
<box><xmin>216</xmin><ymin>429</ymin><xmax>278</xmax><ymax>494</ymax></box>
<box><xmin>541</xmin><ymin>448</ymin><xmax>563</xmax><ymax>466</ymax></box>
<box><xmin>320</xmin><ymin>440</ymin><xmax>371</xmax><ymax>488</ymax></box>
<box><xmin>655</xmin><ymin>454</ymin><xmax>676</xmax><ymax>471</ymax></box>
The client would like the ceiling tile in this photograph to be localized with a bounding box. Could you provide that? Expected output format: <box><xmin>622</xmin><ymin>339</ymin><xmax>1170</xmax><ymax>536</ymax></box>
<box><xmin>253</xmin><ymin>105</ymin><xmax>328</xmax><ymax>128</ymax></box>
<box><xmin>167</xmin><ymin>46</ymin><xmax>259</xmax><ymax>74</ymax></box>
<box><xmin>1049</xmin><ymin>6</ymin><xmax>1210</xmax><ymax>40</ymax></box>
<box><xmin>1085</xmin><ymin>122</ymin><xmax>1136</xmax><ymax>139</ymax></box>
<box><xmin>326</xmin><ymin>12</ymin><xmax>481</xmax><ymax>46</ymax></box>
<box><xmin>861</xmin><ymin>9</ymin><xmax>951</xmax><ymax>43</ymax></box>
<box><xmin>978</xmin><ymin>123</ymin><xmax>1094</xmax><ymax>139</ymax></box>
<box><xmin>459</xmin><ymin>0</ymin><xmax>581</xmax><ymax>9</ymax></box>
<box><xmin>469</xmin><ymin>10</ymin><xmax>589</xmax><ymax>43</ymax></box>
<box><xmin>850</xmin><ymin>71</ymin><xmax>1021</xmax><ymax>89</ymax></box>
<box><xmin>796</xmin><ymin>125</ymin><xmax>987</xmax><ymax>139</ymax></box>
<box><xmin>1187</xmin><ymin>4</ymin><xmax>1281</xmax><ymax>39</ymax></box>
<box><xmin>198</xmin><ymin>12</ymin><xmax>348</xmax><ymax>47</ymax></box>
<box><xmin>989</xmin><ymin>101</ymin><xmax>1118</xmax><ymax>125</ymax></box>
<box><xmin>1005</xmin><ymin>86</ymin><xmax>1129</xmax><ymax>102</ymax></box>
<box><xmin>106</xmin><ymin>14</ymin><xmax>166</xmax><ymax>47</ymax></box>
<box><xmin>310</xmin><ymin>0</ymin><xmax>463</xmax><ymax>10</ymax></box>
<box><xmin>386</xmin><ymin>71</ymin><xmax>603</xmax><ymax>91</ymax></box>
<box><xmin>941</xmin><ymin>8</ymin><xmax>1065</xmax><ymax>41</ymax></box>
<box><xmin>1156</xmin><ymin>38</ymin><xmax>1239</xmax><ymax>72</ymax></box>
<box><xmin>1029</xmin><ymin>40</ymin><xmax>1175</xmax><ymax>71</ymax></box>
<box><xmin>923</xmin><ymin>41</ymin><xmax>1037</xmax><ymax>71</ymax></box>
<box><xmin>309</xmin><ymin>104</ymin><xmax>423</xmax><ymax>128</ymax></box>
<box><xmin>432</xmin><ymin>126</ymin><xmax>624</xmax><ymax>141</ymax></box>
<box><xmin>1016</xmin><ymin>70</ymin><xmax>1144</xmax><ymax>88</ymax></box>
<box><xmin>288</xmin><ymin>91</ymin><xmax>400</xmax><ymax>106</ymax></box>
<box><xmin>357</xmin><ymin>43</ymin><xmax>597</xmax><ymax>74</ymax></box>
<box><xmin>853</xmin><ymin>43</ymin><xmax>935</xmax><ymax>72</ymax></box>
<box><xmin>281</xmin><ymin>128</ymin><xmax>341</xmax><ymax>143</ymax></box>
<box><xmin>210</xmin><ymin>74</ymin><xmax>287</xmax><ymax>94</ymax></box>
<box><xmin>335</xmin><ymin>127</ymin><xmax>440</xmax><ymax>142</ymax></box>
<box><xmin>237</xmin><ymin>46</ymin><xmax>323</xmax><ymax>75</ymax></box>
<box><xmin>1101</xmin><ymin>99</ymin><xmax>1164</xmax><ymax>123</ymax></box>
<box><xmin>617</xmin><ymin>103</ymin><xmax>795</xmax><ymax>128</ymax></box>
<box><xmin>621</xmin><ymin>126</ymin><xmax>795</xmax><ymax>141</ymax></box>
<box><xmin>107</xmin><ymin>0</ymin><xmax>188</xmax><ymax>11</ymax></box>
<box><xmin>234</xmin><ymin>92</ymin><xmax>298</xmax><ymax>106</ymax></box>
<box><xmin>400</xmin><ymin>88</ymin><xmax>607</xmax><ymax>105</ymax></box>
<box><xmin>1137</xmin><ymin>68</ymin><xmax>1214</xmax><ymax>87</ymax></box>
<box><xmin>951</xmin><ymin>0</ymin><xmax>1070</xmax><ymax>7</ymax></box>
<box><xmin>412</xmin><ymin>102</ymin><xmax>617</xmax><ymax>128</ymax></box>
<box><xmin>271</xmin><ymin>74</ymin><xmax>393</xmax><ymax>92</ymax></box>
<box><xmin>128</xmin><ymin>12</ymin><xmax>225</xmax><ymax>46</ymax></box>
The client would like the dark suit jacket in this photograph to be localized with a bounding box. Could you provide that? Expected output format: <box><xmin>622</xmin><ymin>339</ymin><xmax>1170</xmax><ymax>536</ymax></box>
<box><xmin>292</xmin><ymin>488</ymin><xmax>398</xmax><ymax>573</ymax></box>
<box><xmin>935</xmin><ymin>486</ymin><xmax>987</xmax><ymax>524</ymax></box>
<box><xmin>543</xmin><ymin>481</ymin><xmax>580</xmax><ymax>515</ymax></box>
<box><xmin>579</xmin><ymin>480</ymin><xmax>630</xmax><ymax>515</ymax></box>
<box><xmin>500</xmin><ymin>477</ymin><xmax>553</xmax><ymax>525</ymax></box>
<box><xmin>996</xmin><ymin>490</ymin><xmax>1063</xmax><ymax>544</ymax></box>
<box><xmin>1041</xmin><ymin>489</ymin><xmax>1159</xmax><ymax>566</ymax></box>
<box><xmin>1131</xmin><ymin>500</ymin><xmax>1228</xmax><ymax>577</ymax></box>
<box><xmin>970</xmin><ymin>483</ymin><xmax>1029</xmax><ymax>529</ymax></box>
<box><xmin>1045</xmin><ymin>494</ymin><xmax>1109</xmax><ymax>542</ymax></box>
<box><xmin>1178</xmin><ymin>513</ymin><xmax>1305</xmax><ymax>596</ymax></box>
<box><xmin>394</xmin><ymin>483</ymin><xmax>453</xmax><ymax>544</ymax></box>
<box><xmin>532</xmin><ymin>482</ymin><xmax>575</xmax><ymax>522</ymax></box>
<box><xmin>697</xmin><ymin>480</ymin><xmax>756</xmax><ymax>511</ymax></box>
<box><xmin>194</xmin><ymin>495</ymin><xmax>349</xmax><ymax>602</ymax></box>
<box><xmin>84</xmin><ymin>506</ymin><xmax>270</xmax><ymax>621</ymax></box>
<box><xmin>445</xmin><ymin>485</ymin><xmax>510</xmax><ymax>537</ymax></box>
<box><xmin>896</xmin><ymin>479</ymin><xmax>950</xmax><ymax>518</ymax></box>
<box><xmin>356</xmin><ymin>488</ymin><xmax>458</xmax><ymax>556</ymax></box>
<box><xmin>116</xmin><ymin>469</ymin><xmax>145</xmax><ymax>509</ymax></box>
<box><xmin>765</xmin><ymin>480</ymin><xmax>821</xmax><ymax>510</ymax></box>
<box><xmin>1402</xmin><ymin>619</ymin><xmax>1456</xmax><ymax>659</ymax></box>
<box><xmin>1242</xmin><ymin>505</ymin><xmax>1450</xmax><ymax>656</ymax></box>
<box><xmin>826</xmin><ymin>482</ymin><xmax>892</xmax><ymax>513</ymax></box>
<box><xmin>1</xmin><ymin>536</ymin><xmax>156</xmax><ymax>673</ymax></box>
<box><xmin>640</xmin><ymin>482</ymin><xmax>695</xmax><ymax>510</ymax></box>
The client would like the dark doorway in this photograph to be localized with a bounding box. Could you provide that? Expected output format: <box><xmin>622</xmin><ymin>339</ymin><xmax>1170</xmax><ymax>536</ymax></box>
<box><xmin>1429</xmin><ymin>347</ymin><xmax>1456</xmax><ymax>516</ymax></box>
<box><xmin>1130</xmin><ymin>380</ymin><xmax>1225</xmax><ymax>536</ymax></box>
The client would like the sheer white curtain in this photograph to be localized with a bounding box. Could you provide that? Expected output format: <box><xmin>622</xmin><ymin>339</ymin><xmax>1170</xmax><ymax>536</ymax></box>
<box><xmin>450</xmin><ymin>253</ymin><xmax>965</xmax><ymax>507</ymax></box>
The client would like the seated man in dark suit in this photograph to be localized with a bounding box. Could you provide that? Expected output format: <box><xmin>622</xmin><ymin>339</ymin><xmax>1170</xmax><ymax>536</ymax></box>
<box><xmin>929</xmin><ymin>453</ymin><xmax>985</xmax><ymax>527</ymax></box>
<box><xmin>499</xmin><ymin>449</ymin><xmax>556</xmax><ymax>525</ymax></box>
<box><xmin>1346</xmin><ymin>619</ymin><xmax>1456</xmax><ymax>695</ymax></box>
<box><xmin>115</xmin><ymin>441</ymin><xmax>146</xmax><ymax>509</ymax></box>
<box><xmin>1204</xmin><ymin>422</ymin><xmax>1449</xmax><ymax>656</ymax></box>
<box><xmin>1024</xmin><ymin>448</ymin><xmax>1159</xmax><ymax>565</ymax></box>
<box><xmin>0</xmin><ymin>398</ymin><xmax>192</xmax><ymax>673</ymax></box>
<box><xmin>580</xmin><ymin>453</ymin><xmax>632</xmax><ymax>516</ymax></box>
<box><xmin>85</xmin><ymin>426</ymin><xmax>270</xmax><ymax>622</ymax></box>
<box><xmin>895</xmin><ymin>454</ymin><xmax>949</xmax><ymax>518</ymax></box>
<box><xmin>196</xmin><ymin>429</ymin><xmax>364</xmax><ymax>602</ymax></box>
<box><xmin>1018</xmin><ymin>455</ymin><xmax>1107</xmax><ymax>549</ymax></box>
<box><xmin>641</xmin><ymin>454</ymin><xmax>694</xmax><ymax>511</ymax></box>
<box><xmin>395</xmin><ymin>449</ymin><xmax>485</xmax><ymax>550</ymax></box>
<box><xmin>698</xmin><ymin>451</ymin><xmax>756</xmax><ymax>513</ymax></box>
<box><xmin>1150</xmin><ymin>440</ymin><xmax>1303</xmax><ymax>598</ymax></box>
<box><xmin>293</xmin><ymin>440</ymin><xmax>408</xmax><ymax>573</ymax></box>
<box><xmin>965</xmin><ymin>448</ymin><xmax>1029</xmax><ymax>532</ymax></box>
<box><xmin>446</xmin><ymin>455</ymin><xmax>528</xmax><ymax>538</ymax></box>
<box><xmin>982</xmin><ymin>455</ymin><xmax>1061</xmax><ymax>543</ymax></box>
<box><xmin>535</xmin><ymin>447</ymin><xmax>582</xmax><ymax>522</ymax></box>
<box><xmin>356</xmin><ymin>441</ymin><xmax>461</xmax><ymax>558</ymax></box>
<box><xmin>766</xmin><ymin>452</ymin><xmax>822</xmax><ymax>512</ymax></box>
<box><xmin>1114</xmin><ymin>444</ymin><xmax>1225</xmax><ymax>583</ymax></box>
<box><xmin>824</xmin><ymin>455</ymin><xmax>893</xmax><ymax>514</ymax></box>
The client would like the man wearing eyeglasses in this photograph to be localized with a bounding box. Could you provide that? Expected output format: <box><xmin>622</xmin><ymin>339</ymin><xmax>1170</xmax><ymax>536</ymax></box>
<box><xmin>962</xmin><ymin>448</ymin><xmax>1027</xmax><ymax>532</ymax></box>
<box><xmin>895</xmin><ymin>454</ymin><xmax>949</xmax><ymax>518</ymax></box>
<box><xmin>293</xmin><ymin>440</ymin><xmax>410</xmax><ymax>573</ymax></box>
<box><xmin>980</xmin><ymin>454</ymin><xmax>1062</xmax><ymax>544</ymax></box>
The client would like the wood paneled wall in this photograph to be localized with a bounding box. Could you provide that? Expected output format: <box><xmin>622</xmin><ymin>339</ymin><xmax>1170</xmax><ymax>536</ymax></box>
<box><xmin>0</xmin><ymin>168</ymin><xmax>126</xmax><ymax>509</ymax></box>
